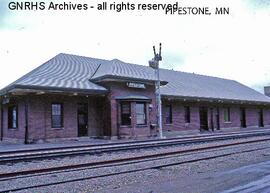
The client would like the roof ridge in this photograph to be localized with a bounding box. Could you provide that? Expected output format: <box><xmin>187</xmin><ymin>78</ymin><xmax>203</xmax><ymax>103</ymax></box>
<box><xmin>159</xmin><ymin>67</ymin><xmax>236</xmax><ymax>82</ymax></box>
<box><xmin>59</xmin><ymin>53</ymin><xmax>111</xmax><ymax>62</ymax></box>
<box><xmin>54</xmin><ymin>54</ymin><xmax>250</xmax><ymax>85</ymax></box>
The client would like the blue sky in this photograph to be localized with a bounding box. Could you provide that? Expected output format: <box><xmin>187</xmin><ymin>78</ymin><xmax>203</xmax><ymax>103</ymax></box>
<box><xmin>0</xmin><ymin>0</ymin><xmax>270</xmax><ymax>93</ymax></box>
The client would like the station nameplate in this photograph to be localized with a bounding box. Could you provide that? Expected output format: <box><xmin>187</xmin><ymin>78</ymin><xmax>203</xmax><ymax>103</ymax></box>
<box><xmin>127</xmin><ymin>82</ymin><xmax>145</xmax><ymax>89</ymax></box>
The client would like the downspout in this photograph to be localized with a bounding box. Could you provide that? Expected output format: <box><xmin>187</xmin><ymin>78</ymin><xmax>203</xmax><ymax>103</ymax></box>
<box><xmin>0</xmin><ymin>101</ymin><xmax>3</xmax><ymax>141</ymax></box>
<box><xmin>24</xmin><ymin>100</ymin><xmax>29</xmax><ymax>144</ymax></box>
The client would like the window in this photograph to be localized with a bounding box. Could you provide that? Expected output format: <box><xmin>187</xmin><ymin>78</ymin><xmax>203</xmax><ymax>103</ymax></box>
<box><xmin>51</xmin><ymin>103</ymin><xmax>63</xmax><ymax>128</ymax></box>
<box><xmin>224</xmin><ymin>107</ymin><xmax>231</xmax><ymax>122</ymax></box>
<box><xmin>121</xmin><ymin>102</ymin><xmax>131</xmax><ymax>126</ymax></box>
<box><xmin>136</xmin><ymin>103</ymin><xmax>146</xmax><ymax>125</ymax></box>
<box><xmin>8</xmin><ymin>105</ymin><xmax>18</xmax><ymax>129</ymax></box>
<box><xmin>165</xmin><ymin>104</ymin><xmax>172</xmax><ymax>124</ymax></box>
<box><xmin>184</xmin><ymin>106</ymin><xmax>190</xmax><ymax>123</ymax></box>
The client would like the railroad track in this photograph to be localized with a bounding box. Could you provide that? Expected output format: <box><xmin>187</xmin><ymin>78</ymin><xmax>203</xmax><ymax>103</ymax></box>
<box><xmin>0</xmin><ymin>136</ymin><xmax>270</xmax><ymax>193</ymax></box>
<box><xmin>1</xmin><ymin>129</ymin><xmax>270</xmax><ymax>164</ymax></box>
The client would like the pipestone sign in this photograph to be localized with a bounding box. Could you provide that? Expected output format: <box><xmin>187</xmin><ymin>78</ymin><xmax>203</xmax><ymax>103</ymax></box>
<box><xmin>127</xmin><ymin>82</ymin><xmax>146</xmax><ymax>89</ymax></box>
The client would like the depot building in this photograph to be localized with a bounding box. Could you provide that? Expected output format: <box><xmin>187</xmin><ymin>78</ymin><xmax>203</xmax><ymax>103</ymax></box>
<box><xmin>1</xmin><ymin>53</ymin><xmax>270</xmax><ymax>143</ymax></box>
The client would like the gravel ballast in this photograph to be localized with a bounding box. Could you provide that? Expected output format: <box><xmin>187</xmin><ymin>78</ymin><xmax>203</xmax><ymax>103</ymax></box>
<box><xmin>1</xmin><ymin>137</ymin><xmax>270</xmax><ymax>192</ymax></box>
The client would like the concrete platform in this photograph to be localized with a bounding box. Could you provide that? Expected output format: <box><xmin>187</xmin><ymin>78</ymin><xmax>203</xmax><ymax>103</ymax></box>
<box><xmin>0</xmin><ymin>126</ymin><xmax>269</xmax><ymax>153</ymax></box>
<box><xmin>163</xmin><ymin>126</ymin><xmax>270</xmax><ymax>138</ymax></box>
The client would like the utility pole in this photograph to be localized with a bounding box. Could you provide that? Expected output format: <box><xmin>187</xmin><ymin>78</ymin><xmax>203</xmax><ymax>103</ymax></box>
<box><xmin>149</xmin><ymin>43</ymin><xmax>164</xmax><ymax>138</ymax></box>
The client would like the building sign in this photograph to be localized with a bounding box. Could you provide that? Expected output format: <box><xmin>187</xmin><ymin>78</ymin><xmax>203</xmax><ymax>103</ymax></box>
<box><xmin>127</xmin><ymin>82</ymin><xmax>145</xmax><ymax>89</ymax></box>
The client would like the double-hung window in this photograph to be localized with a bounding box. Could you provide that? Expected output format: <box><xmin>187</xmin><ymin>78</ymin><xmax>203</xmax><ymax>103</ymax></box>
<box><xmin>136</xmin><ymin>103</ymin><xmax>146</xmax><ymax>125</ymax></box>
<box><xmin>8</xmin><ymin>105</ymin><xmax>18</xmax><ymax>129</ymax></box>
<box><xmin>51</xmin><ymin>103</ymin><xmax>63</xmax><ymax>128</ymax></box>
<box><xmin>121</xmin><ymin>102</ymin><xmax>131</xmax><ymax>126</ymax></box>
<box><xmin>224</xmin><ymin>107</ymin><xmax>231</xmax><ymax>122</ymax></box>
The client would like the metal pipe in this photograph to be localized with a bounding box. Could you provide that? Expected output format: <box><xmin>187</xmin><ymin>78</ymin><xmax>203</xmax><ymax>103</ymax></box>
<box><xmin>0</xmin><ymin>103</ymin><xmax>3</xmax><ymax>141</ymax></box>
<box><xmin>150</xmin><ymin>43</ymin><xmax>164</xmax><ymax>138</ymax></box>
<box><xmin>156</xmin><ymin>67</ymin><xmax>163</xmax><ymax>138</ymax></box>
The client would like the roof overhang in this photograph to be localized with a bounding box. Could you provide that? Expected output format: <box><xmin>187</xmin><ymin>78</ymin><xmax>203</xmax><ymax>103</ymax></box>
<box><xmin>90</xmin><ymin>75</ymin><xmax>168</xmax><ymax>86</ymax></box>
<box><xmin>115</xmin><ymin>95</ymin><xmax>152</xmax><ymax>102</ymax></box>
<box><xmin>0</xmin><ymin>84</ymin><xmax>108</xmax><ymax>96</ymax></box>
<box><xmin>162</xmin><ymin>94</ymin><xmax>270</xmax><ymax>106</ymax></box>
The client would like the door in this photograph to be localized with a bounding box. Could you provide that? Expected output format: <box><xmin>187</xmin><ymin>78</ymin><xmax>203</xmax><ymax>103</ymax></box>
<box><xmin>240</xmin><ymin>108</ymin><xmax>246</xmax><ymax>128</ymax></box>
<box><xmin>258</xmin><ymin>109</ymin><xmax>264</xmax><ymax>127</ymax></box>
<box><xmin>78</xmin><ymin>103</ymin><xmax>88</xmax><ymax>137</ymax></box>
<box><xmin>199</xmin><ymin>107</ymin><xmax>208</xmax><ymax>130</ymax></box>
<box><xmin>216</xmin><ymin>107</ymin><xmax>220</xmax><ymax>130</ymax></box>
<box><xmin>210</xmin><ymin>108</ymin><xmax>214</xmax><ymax>131</ymax></box>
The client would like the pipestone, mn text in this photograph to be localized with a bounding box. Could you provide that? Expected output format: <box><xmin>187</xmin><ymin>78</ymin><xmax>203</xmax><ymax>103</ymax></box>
<box><xmin>137</xmin><ymin>4</ymin><xmax>213</xmax><ymax>15</ymax></box>
<box><xmin>167</xmin><ymin>6</ymin><xmax>212</xmax><ymax>15</ymax></box>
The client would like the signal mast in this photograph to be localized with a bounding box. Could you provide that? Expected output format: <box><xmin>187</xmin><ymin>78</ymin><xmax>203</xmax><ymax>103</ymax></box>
<box><xmin>149</xmin><ymin>43</ymin><xmax>164</xmax><ymax>138</ymax></box>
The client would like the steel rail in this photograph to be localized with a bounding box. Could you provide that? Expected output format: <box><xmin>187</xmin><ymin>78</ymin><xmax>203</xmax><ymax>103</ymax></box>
<box><xmin>1</xmin><ymin>142</ymin><xmax>269</xmax><ymax>183</ymax></box>
<box><xmin>1</xmin><ymin>129</ymin><xmax>269</xmax><ymax>156</ymax></box>
<box><xmin>1</xmin><ymin>138</ymin><xmax>270</xmax><ymax>193</ymax></box>
<box><xmin>0</xmin><ymin>137</ymin><xmax>270</xmax><ymax>179</ymax></box>
<box><xmin>1</xmin><ymin>130</ymin><xmax>270</xmax><ymax>164</ymax></box>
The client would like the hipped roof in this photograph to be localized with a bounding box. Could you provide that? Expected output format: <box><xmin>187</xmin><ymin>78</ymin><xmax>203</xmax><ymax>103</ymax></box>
<box><xmin>1</xmin><ymin>53</ymin><xmax>270</xmax><ymax>104</ymax></box>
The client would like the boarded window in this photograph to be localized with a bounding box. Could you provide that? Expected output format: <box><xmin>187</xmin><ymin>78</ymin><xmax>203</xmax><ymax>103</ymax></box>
<box><xmin>51</xmin><ymin>103</ymin><xmax>63</xmax><ymax>128</ymax></box>
<box><xmin>224</xmin><ymin>107</ymin><xmax>231</xmax><ymax>122</ymax></box>
<box><xmin>136</xmin><ymin>103</ymin><xmax>146</xmax><ymax>125</ymax></box>
<box><xmin>121</xmin><ymin>102</ymin><xmax>131</xmax><ymax>126</ymax></box>
<box><xmin>184</xmin><ymin>106</ymin><xmax>190</xmax><ymax>123</ymax></box>
<box><xmin>8</xmin><ymin>105</ymin><xmax>18</xmax><ymax>129</ymax></box>
<box><xmin>165</xmin><ymin>104</ymin><xmax>172</xmax><ymax>124</ymax></box>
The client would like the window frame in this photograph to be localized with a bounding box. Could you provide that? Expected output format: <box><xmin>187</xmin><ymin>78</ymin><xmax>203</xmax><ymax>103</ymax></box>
<box><xmin>184</xmin><ymin>106</ymin><xmax>191</xmax><ymax>123</ymax></box>
<box><xmin>136</xmin><ymin>102</ymin><xmax>147</xmax><ymax>125</ymax></box>
<box><xmin>8</xmin><ymin>105</ymin><xmax>18</xmax><ymax>129</ymax></box>
<box><xmin>51</xmin><ymin>103</ymin><xmax>63</xmax><ymax>128</ymax></box>
<box><xmin>120</xmin><ymin>102</ymin><xmax>131</xmax><ymax>126</ymax></box>
<box><xmin>165</xmin><ymin>104</ymin><xmax>173</xmax><ymax>124</ymax></box>
<box><xmin>224</xmin><ymin>107</ymin><xmax>231</xmax><ymax>122</ymax></box>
